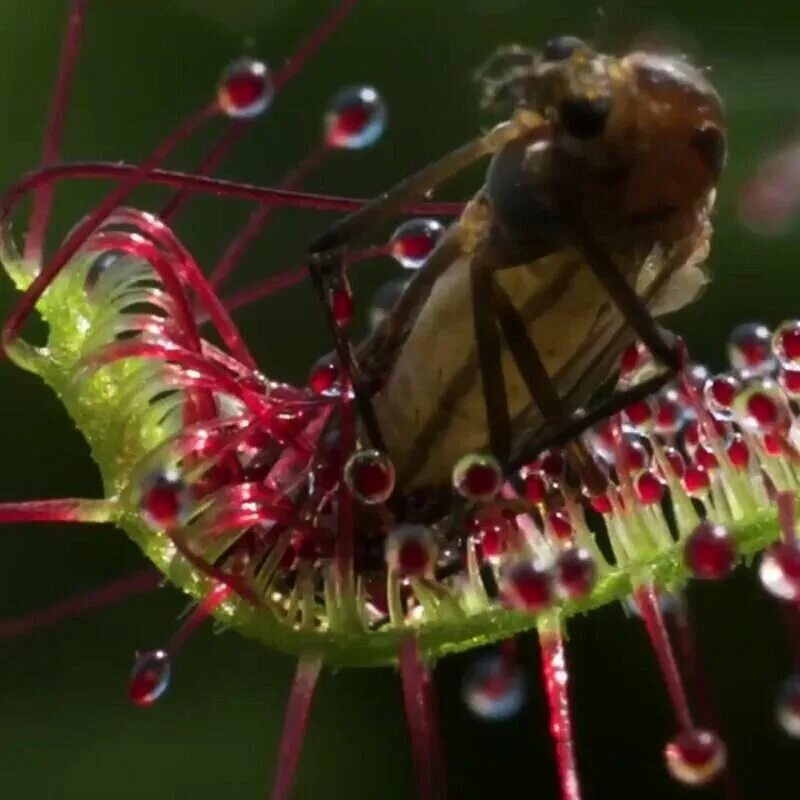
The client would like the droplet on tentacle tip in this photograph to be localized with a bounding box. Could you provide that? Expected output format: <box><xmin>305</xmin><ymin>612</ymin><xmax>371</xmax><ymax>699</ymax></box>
<box><xmin>773</xmin><ymin>320</ymin><xmax>800</xmax><ymax>367</ymax></box>
<box><xmin>139</xmin><ymin>468</ymin><xmax>193</xmax><ymax>530</ymax></box>
<box><xmin>324</xmin><ymin>85</ymin><xmax>387</xmax><ymax>149</ymax></box>
<box><xmin>452</xmin><ymin>453</ymin><xmax>503</xmax><ymax>502</ymax></box>
<box><xmin>385</xmin><ymin>524</ymin><xmax>437</xmax><ymax>577</ymax></box>
<box><xmin>732</xmin><ymin>377</ymin><xmax>789</xmax><ymax>433</ymax></box>
<box><xmin>217</xmin><ymin>57</ymin><xmax>273</xmax><ymax>119</ymax></box>
<box><xmin>684</xmin><ymin>521</ymin><xmax>736</xmax><ymax>580</ymax></box>
<box><xmin>759</xmin><ymin>542</ymin><xmax>800</xmax><ymax>601</ymax></box>
<box><xmin>777</xmin><ymin>674</ymin><xmax>800</xmax><ymax>737</ymax></box>
<box><xmin>500</xmin><ymin>560</ymin><xmax>553</xmax><ymax>613</ymax></box>
<box><xmin>664</xmin><ymin>729</ymin><xmax>726</xmax><ymax>786</ymax></box>
<box><xmin>703</xmin><ymin>374</ymin><xmax>739</xmax><ymax>420</ymax></box>
<box><xmin>344</xmin><ymin>449</ymin><xmax>395</xmax><ymax>504</ymax></box>
<box><xmin>128</xmin><ymin>650</ymin><xmax>171</xmax><ymax>708</ymax></box>
<box><xmin>554</xmin><ymin>547</ymin><xmax>597</xmax><ymax>599</ymax></box>
<box><xmin>389</xmin><ymin>218</ymin><xmax>445</xmax><ymax>270</ymax></box>
<box><xmin>308</xmin><ymin>355</ymin><xmax>341</xmax><ymax>396</ymax></box>
<box><xmin>462</xmin><ymin>653</ymin><xmax>525</xmax><ymax>721</ymax></box>
<box><xmin>727</xmin><ymin>322</ymin><xmax>776</xmax><ymax>374</ymax></box>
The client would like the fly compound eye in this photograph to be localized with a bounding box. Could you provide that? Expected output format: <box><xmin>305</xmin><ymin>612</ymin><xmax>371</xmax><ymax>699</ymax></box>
<box><xmin>542</xmin><ymin>35</ymin><xmax>586</xmax><ymax>62</ymax></box>
<box><xmin>558</xmin><ymin>95</ymin><xmax>612</xmax><ymax>139</ymax></box>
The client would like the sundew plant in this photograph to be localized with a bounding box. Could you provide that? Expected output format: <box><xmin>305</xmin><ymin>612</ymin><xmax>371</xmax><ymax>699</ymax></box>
<box><xmin>2</xmin><ymin>2</ymin><xmax>800</xmax><ymax>799</ymax></box>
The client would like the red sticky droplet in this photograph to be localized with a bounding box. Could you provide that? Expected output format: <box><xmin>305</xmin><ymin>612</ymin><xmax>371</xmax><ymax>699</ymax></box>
<box><xmin>684</xmin><ymin>521</ymin><xmax>736</xmax><ymax>580</ymax></box>
<box><xmin>621</xmin><ymin>439</ymin><xmax>649</xmax><ymax>473</ymax></box>
<box><xmin>555</xmin><ymin>547</ymin><xmax>597</xmax><ymax>599</ymax></box>
<box><xmin>398</xmin><ymin>540</ymin><xmax>428</xmax><ymax>575</ymax></box>
<box><xmin>624</xmin><ymin>399</ymin><xmax>652</xmax><ymax>427</ymax></box>
<box><xmin>309</xmin><ymin>358</ymin><xmax>340</xmax><ymax>394</ymax></box>
<box><xmin>140</xmin><ymin>471</ymin><xmax>188</xmax><ymax>529</ymax></box>
<box><xmin>217</xmin><ymin>58</ymin><xmax>272</xmax><ymax>119</ymax></box>
<box><xmin>655</xmin><ymin>396</ymin><xmax>682</xmax><ymax>433</ymax></box>
<box><xmin>727</xmin><ymin>435</ymin><xmax>750</xmax><ymax>469</ymax></box>
<box><xmin>777</xmin><ymin>323</ymin><xmax>800</xmax><ymax>362</ymax></box>
<box><xmin>712</xmin><ymin>377</ymin><xmax>736</xmax><ymax>407</ymax></box>
<box><xmin>330</xmin><ymin>283</ymin><xmax>353</xmax><ymax>328</ymax></box>
<box><xmin>696</xmin><ymin>445</ymin><xmax>719</xmax><ymax>471</ymax></box>
<box><xmin>502</xmin><ymin>561</ymin><xmax>552</xmax><ymax>613</ymax></box>
<box><xmin>664</xmin><ymin>729</ymin><xmax>726</xmax><ymax>786</ymax></box>
<box><xmin>537</xmin><ymin>449</ymin><xmax>565</xmax><ymax>480</ymax></box>
<box><xmin>780</xmin><ymin>367</ymin><xmax>800</xmax><ymax>397</ymax></box>
<box><xmin>470</xmin><ymin>507</ymin><xmax>513</xmax><ymax>559</ymax></box>
<box><xmin>660</xmin><ymin>447</ymin><xmax>686</xmax><ymax>479</ymax></box>
<box><xmin>683</xmin><ymin>465</ymin><xmax>710</xmax><ymax>496</ymax></box>
<box><xmin>524</xmin><ymin>471</ymin><xmax>548</xmax><ymax>503</ymax></box>
<box><xmin>636</xmin><ymin>471</ymin><xmax>665</xmax><ymax>505</ymax></box>
<box><xmin>453</xmin><ymin>454</ymin><xmax>502</xmax><ymax>501</ymax></box>
<box><xmin>547</xmin><ymin>509</ymin><xmax>573</xmax><ymax>541</ymax></box>
<box><xmin>344</xmin><ymin>450</ymin><xmax>395</xmax><ymax>504</ymax></box>
<box><xmin>747</xmin><ymin>392</ymin><xmax>780</xmax><ymax>429</ymax></box>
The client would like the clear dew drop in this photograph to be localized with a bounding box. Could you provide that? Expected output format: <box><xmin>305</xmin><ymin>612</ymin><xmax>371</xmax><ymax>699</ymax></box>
<box><xmin>462</xmin><ymin>653</ymin><xmax>526</xmax><ymax>721</ymax></box>
<box><xmin>664</xmin><ymin>729</ymin><xmax>726</xmax><ymax>786</ymax></box>
<box><xmin>324</xmin><ymin>85</ymin><xmax>387</xmax><ymax>149</ymax></box>
<box><xmin>128</xmin><ymin>649</ymin><xmax>171</xmax><ymax>707</ymax></box>
<box><xmin>344</xmin><ymin>449</ymin><xmax>396</xmax><ymax>504</ymax></box>
<box><xmin>369</xmin><ymin>278</ymin><xmax>408</xmax><ymax>331</ymax></box>
<box><xmin>389</xmin><ymin>218</ymin><xmax>445</xmax><ymax>269</ymax></box>
<box><xmin>777</xmin><ymin>674</ymin><xmax>800</xmax><ymax>738</ymax></box>
<box><xmin>217</xmin><ymin>57</ymin><xmax>273</xmax><ymax>119</ymax></box>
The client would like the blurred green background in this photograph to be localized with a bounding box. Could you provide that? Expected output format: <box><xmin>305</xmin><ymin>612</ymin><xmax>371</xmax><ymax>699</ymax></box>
<box><xmin>0</xmin><ymin>1</ymin><xmax>798</xmax><ymax>798</ymax></box>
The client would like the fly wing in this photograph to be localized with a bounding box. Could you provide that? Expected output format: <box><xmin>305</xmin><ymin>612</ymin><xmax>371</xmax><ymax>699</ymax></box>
<box><xmin>372</xmin><ymin>219</ymin><xmax>712</xmax><ymax>490</ymax></box>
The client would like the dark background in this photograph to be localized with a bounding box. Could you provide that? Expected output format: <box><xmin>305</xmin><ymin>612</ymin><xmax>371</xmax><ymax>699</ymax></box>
<box><xmin>0</xmin><ymin>1</ymin><xmax>798</xmax><ymax>798</ymax></box>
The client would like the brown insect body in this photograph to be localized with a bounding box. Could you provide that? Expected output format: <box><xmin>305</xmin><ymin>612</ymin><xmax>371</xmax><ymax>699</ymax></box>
<box><xmin>366</xmin><ymin>42</ymin><xmax>726</xmax><ymax>489</ymax></box>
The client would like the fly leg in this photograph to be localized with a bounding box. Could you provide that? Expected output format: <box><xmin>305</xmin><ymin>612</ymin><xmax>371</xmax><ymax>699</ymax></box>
<box><xmin>307</xmin><ymin>113</ymin><xmax>546</xmax><ymax>450</ymax></box>
<box><xmin>309</xmin><ymin>111</ymin><xmax>546</xmax><ymax>255</ymax></box>
<box><xmin>487</xmin><ymin>279</ymin><xmax>606</xmax><ymax>492</ymax></box>
<box><xmin>307</xmin><ymin>250</ymin><xmax>387</xmax><ymax>451</ymax></box>
<box><xmin>469</xmin><ymin>246</ymin><xmax>513</xmax><ymax>464</ymax></box>
<box><xmin>574</xmin><ymin>230</ymin><xmax>683</xmax><ymax>374</ymax></box>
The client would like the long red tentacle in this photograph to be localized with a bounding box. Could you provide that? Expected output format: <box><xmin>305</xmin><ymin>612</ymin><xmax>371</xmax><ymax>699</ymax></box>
<box><xmin>25</xmin><ymin>0</ymin><xmax>90</xmax><ymax>261</ymax></box>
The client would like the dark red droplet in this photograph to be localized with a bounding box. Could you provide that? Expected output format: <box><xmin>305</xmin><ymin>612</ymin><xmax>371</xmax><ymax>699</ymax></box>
<box><xmin>624</xmin><ymin>399</ymin><xmax>652</xmax><ymax>427</ymax></box>
<box><xmin>683</xmin><ymin>465</ymin><xmax>710</xmax><ymax>496</ymax></box>
<box><xmin>636</xmin><ymin>471</ymin><xmax>665</xmax><ymax>505</ymax></box>
<box><xmin>524</xmin><ymin>471</ymin><xmax>548</xmax><ymax>503</ymax></box>
<box><xmin>684</xmin><ymin>521</ymin><xmax>736</xmax><ymax>580</ymax></box>
<box><xmin>696</xmin><ymin>445</ymin><xmax>719</xmax><ymax>471</ymax></box>
<box><xmin>330</xmin><ymin>283</ymin><xmax>354</xmax><ymax>328</ymax></box>
<box><xmin>780</xmin><ymin>367</ymin><xmax>800</xmax><ymax>397</ymax></box>
<box><xmin>664</xmin><ymin>729</ymin><xmax>726</xmax><ymax>786</ymax></box>
<box><xmin>502</xmin><ymin>562</ymin><xmax>553</xmax><ymax>613</ymax></box>
<box><xmin>555</xmin><ymin>547</ymin><xmax>597</xmax><ymax>599</ymax></box>
<box><xmin>747</xmin><ymin>392</ymin><xmax>780</xmax><ymax>429</ymax></box>
<box><xmin>547</xmin><ymin>509</ymin><xmax>573</xmax><ymax>541</ymax></box>
<box><xmin>309</xmin><ymin>358</ymin><xmax>340</xmax><ymax>393</ymax></box>
<box><xmin>727</xmin><ymin>435</ymin><xmax>750</xmax><ymax>469</ymax></box>
<box><xmin>538</xmin><ymin>449</ymin><xmax>565</xmax><ymax>480</ymax></box>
